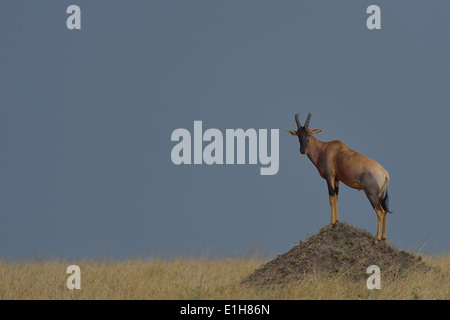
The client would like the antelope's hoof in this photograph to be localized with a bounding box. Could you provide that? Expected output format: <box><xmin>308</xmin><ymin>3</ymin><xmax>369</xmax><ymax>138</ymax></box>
<box><xmin>374</xmin><ymin>238</ymin><xmax>379</xmax><ymax>244</ymax></box>
<box><xmin>328</xmin><ymin>223</ymin><xmax>335</xmax><ymax>229</ymax></box>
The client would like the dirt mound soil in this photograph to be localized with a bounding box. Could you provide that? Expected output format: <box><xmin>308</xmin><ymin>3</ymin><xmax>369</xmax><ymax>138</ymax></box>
<box><xmin>244</xmin><ymin>222</ymin><xmax>428</xmax><ymax>285</ymax></box>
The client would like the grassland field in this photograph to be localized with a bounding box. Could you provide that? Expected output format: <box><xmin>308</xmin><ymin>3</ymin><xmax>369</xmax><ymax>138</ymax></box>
<box><xmin>0</xmin><ymin>253</ymin><xmax>448</xmax><ymax>300</ymax></box>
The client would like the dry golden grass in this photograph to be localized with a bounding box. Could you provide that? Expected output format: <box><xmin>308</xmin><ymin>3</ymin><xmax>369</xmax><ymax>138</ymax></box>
<box><xmin>0</xmin><ymin>254</ymin><xmax>448</xmax><ymax>300</ymax></box>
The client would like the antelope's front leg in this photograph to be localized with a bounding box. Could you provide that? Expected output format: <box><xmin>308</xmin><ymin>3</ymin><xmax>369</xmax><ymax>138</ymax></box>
<box><xmin>327</xmin><ymin>178</ymin><xmax>337</xmax><ymax>228</ymax></box>
<box><xmin>334</xmin><ymin>180</ymin><xmax>339</xmax><ymax>222</ymax></box>
<box><xmin>328</xmin><ymin>196</ymin><xmax>337</xmax><ymax>229</ymax></box>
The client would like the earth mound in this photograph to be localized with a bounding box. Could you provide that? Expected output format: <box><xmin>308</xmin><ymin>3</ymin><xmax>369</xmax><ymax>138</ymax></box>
<box><xmin>244</xmin><ymin>222</ymin><xmax>428</xmax><ymax>285</ymax></box>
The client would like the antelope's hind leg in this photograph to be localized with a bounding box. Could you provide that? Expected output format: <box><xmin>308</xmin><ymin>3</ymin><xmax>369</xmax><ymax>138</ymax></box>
<box><xmin>381</xmin><ymin>209</ymin><xmax>387</xmax><ymax>240</ymax></box>
<box><xmin>364</xmin><ymin>188</ymin><xmax>386</xmax><ymax>244</ymax></box>
<box><xmin>374</xmin><ymin>209</ymin><xmax>386</xmax><ymax>244</ymax></box>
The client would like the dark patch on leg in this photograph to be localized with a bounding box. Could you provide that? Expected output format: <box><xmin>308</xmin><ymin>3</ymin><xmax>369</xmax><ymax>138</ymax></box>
<box><xmin>365</xmin><ymin>190</ymin><xmax>382</xmax><ymax>211</ymax></box>
<box><xmin>359</xmin><ymin>173</ymin><xmax>380</xmax><ymax>211</ymax></box>
<box><xmin>326</xmin><ymin>179</ymin><xmax>335</xmax><ymax>197</ymax></box>
<box><xmin>358</xmin><ymin>172</ymin><xmax>377</xmax><ymax>187</ymax></box>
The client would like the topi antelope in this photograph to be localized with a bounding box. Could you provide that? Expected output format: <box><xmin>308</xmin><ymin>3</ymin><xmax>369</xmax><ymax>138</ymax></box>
<box><xmin>286</xmin><ymin>113</ymin><xmax>392</xmax><ymax>244</ymax></box>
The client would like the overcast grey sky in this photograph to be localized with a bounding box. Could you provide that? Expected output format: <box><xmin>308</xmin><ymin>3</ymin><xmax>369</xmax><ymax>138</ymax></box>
<box><xmin>0</xmin><ymin>1</ymin><xmax>449</xmax><ymax>259</ymax></box>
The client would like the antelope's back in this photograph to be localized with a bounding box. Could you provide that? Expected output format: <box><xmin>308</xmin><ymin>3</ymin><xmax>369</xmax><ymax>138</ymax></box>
<box><xmin>332</xmin><ymin>141</ymin><xmax>388</xmax><ymax>190</ymax></box>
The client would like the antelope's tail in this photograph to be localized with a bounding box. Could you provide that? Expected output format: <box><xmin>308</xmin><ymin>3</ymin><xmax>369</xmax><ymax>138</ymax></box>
<box><xmin>381</xmin><ymin>177</ymin><xmax>393</xmax><ymax>214</ymax></box>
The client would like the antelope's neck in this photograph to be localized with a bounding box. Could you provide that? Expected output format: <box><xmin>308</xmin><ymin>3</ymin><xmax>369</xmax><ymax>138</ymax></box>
<box><xmin>306</xmin><ymin>136</ymin><xmax>327</xmax><ymax>168</ymax></box>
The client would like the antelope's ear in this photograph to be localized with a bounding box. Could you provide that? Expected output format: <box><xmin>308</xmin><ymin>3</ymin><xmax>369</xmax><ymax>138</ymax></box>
<box><xmin>285</xmin><ymin>130</ymin><xmax>298</xmax><ymax>136</ymax></box>
<box><xmin>310</xmin><ymin>128</ymin><xmax>324</xmax><ymax>135</ymax></box>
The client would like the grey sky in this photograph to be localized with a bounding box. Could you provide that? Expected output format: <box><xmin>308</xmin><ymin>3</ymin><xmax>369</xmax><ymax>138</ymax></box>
<box><xmin>0</xmin><ymin>1</ymin><xmax>449</xmax><ymax>259</ymax></box>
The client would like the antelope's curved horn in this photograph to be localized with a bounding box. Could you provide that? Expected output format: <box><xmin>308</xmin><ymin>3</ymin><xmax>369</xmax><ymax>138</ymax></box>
<box><xmin>304</xmin><ymin>113</ymin><xmax>312</xmax><ymax>128</ymax></box>
<box><xmin>295</xmin><ymin>113</ymin><xmax>302</xmax><ymax>129</ymax></box>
